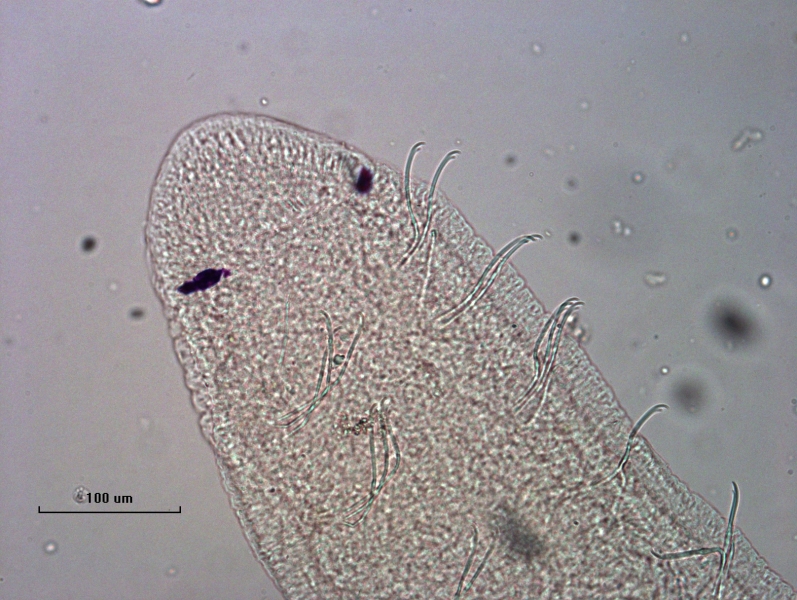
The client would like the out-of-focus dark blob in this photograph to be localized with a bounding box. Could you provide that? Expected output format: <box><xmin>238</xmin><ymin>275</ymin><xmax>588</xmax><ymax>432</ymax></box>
<box><xmin>354</xmin><ymin>166</ymin><xmax>374</xmax><ymax>194</ymax></box>
<box><xmin>671</xmin><ymin>378</ymin><xmax>706</xmax><ymax>415</ymax></box>
<box><xmin>177</xmin><ymin>268</ymin><xmax>231</xmax><ymax>295</ymax></box>
<box><xmin>707</xmin><ymin>296</ymin><xmax>760</xmax><ymax>351</ymax></box>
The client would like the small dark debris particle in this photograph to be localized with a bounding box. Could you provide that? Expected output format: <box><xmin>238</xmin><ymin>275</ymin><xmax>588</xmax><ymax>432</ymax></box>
<box><xmin>268</xmin><ymin>487</ymin><xmax>276</xmax><ymax>493</ymax></box>
<box><xmin>504</xmin><ymin>153</ymin><xmax>518</xmax><ymax>167</ymax></box>
<box><xmin>567</xmin><ymin>231</ymin><xmax>581</xmax><ymax>245</ymax></box>
<box><xmin>129</xmin><ymin>307</ymin><xmax>146</xmax><ymax>320</ymax></box>
<box><xmin>80</xmin><ymin>236</ymin><xmax>98</xmax><ymax>253</ymax></box>
<box><xmin>332</xmin><ymin>353</ymin><xmax>345</xmax><ymax>366</ymax></box>
<box><xmin>177</xmin><ymin>268</ymin><xmax>231</xmax><ymax>295</ymax></box>
<box><xmin>355</xmin><ymin>167</ymin><xmax>374</xmax><ymax>194</ymax></box>
<box><xmin>564</xmin><ymin>176</ymin><xmax>579</xmax><ymax>192</ymax></box>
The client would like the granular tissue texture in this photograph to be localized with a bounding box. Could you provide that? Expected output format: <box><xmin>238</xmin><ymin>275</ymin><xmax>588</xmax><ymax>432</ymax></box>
<box><xmin>145</xmin><ymin>113</ymin><xmax>796</xmax><ymax>599</ymax></box>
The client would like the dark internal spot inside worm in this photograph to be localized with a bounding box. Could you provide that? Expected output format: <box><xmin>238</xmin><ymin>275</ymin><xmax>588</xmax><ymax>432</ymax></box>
<box><xmin>177</xmin><ymin>268</ymin><xmax>231</xmax><ymax>295</ymax></box>
<box><xmin>493</xmin><ymin>503</ymin><xmax>546</xmax><ymax>564</ymax></box>
<box><xmin>354</xmin><ymin>166</ymin><xmax>374</xmax><ymax>194</ymax></box>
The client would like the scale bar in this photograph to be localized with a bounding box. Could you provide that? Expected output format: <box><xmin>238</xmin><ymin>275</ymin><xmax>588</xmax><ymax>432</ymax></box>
<box><xmin>38</xmin><ymin>506</ymin><xmax>181</xmax><ymax>514</ymax></box>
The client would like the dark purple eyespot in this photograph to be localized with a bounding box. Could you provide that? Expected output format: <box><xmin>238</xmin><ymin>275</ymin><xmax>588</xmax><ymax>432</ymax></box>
<box><xmin>354</xmin><ymin>166</ymin><xmax>373</xmax><ymax>194</ymax></box>
<box><xmin>177</xmin><ymin>268</ymin><xmax>231</xmax><ymax>295</ymax></box>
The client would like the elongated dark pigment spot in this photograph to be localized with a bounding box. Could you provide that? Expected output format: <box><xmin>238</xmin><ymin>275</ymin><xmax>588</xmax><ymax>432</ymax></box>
<box><xmin>176</xmin><ymin>267</ymin><xmax>231</xmax><ymax>295</ymax></box>
<box><xmin>354</xmin><ymin>166</ymin><xmax>374</xmax><ymax>194</ymax></box>
<box><xmin>146</xmin><ymin>114</ymin><xmax>796</xmax><ymax>599</ymax></box>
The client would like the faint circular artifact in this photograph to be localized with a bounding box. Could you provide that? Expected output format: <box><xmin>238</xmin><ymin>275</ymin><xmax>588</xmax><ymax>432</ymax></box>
<box><xmin>72</xmin><ymin>485</ymin><xmax>90</xmax><ymax>504</ymax></box>
<box><xmin>671</xmin><ymin>377</ymin><xmax>707</xmax><ymax>414</ymax></box>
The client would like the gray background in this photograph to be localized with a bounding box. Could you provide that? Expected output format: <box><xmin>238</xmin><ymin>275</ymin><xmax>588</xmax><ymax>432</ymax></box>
<box><xmin>1</xmin><ymin>1</ymin><xmax>795</xmax><ymax>598</ymax></box>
